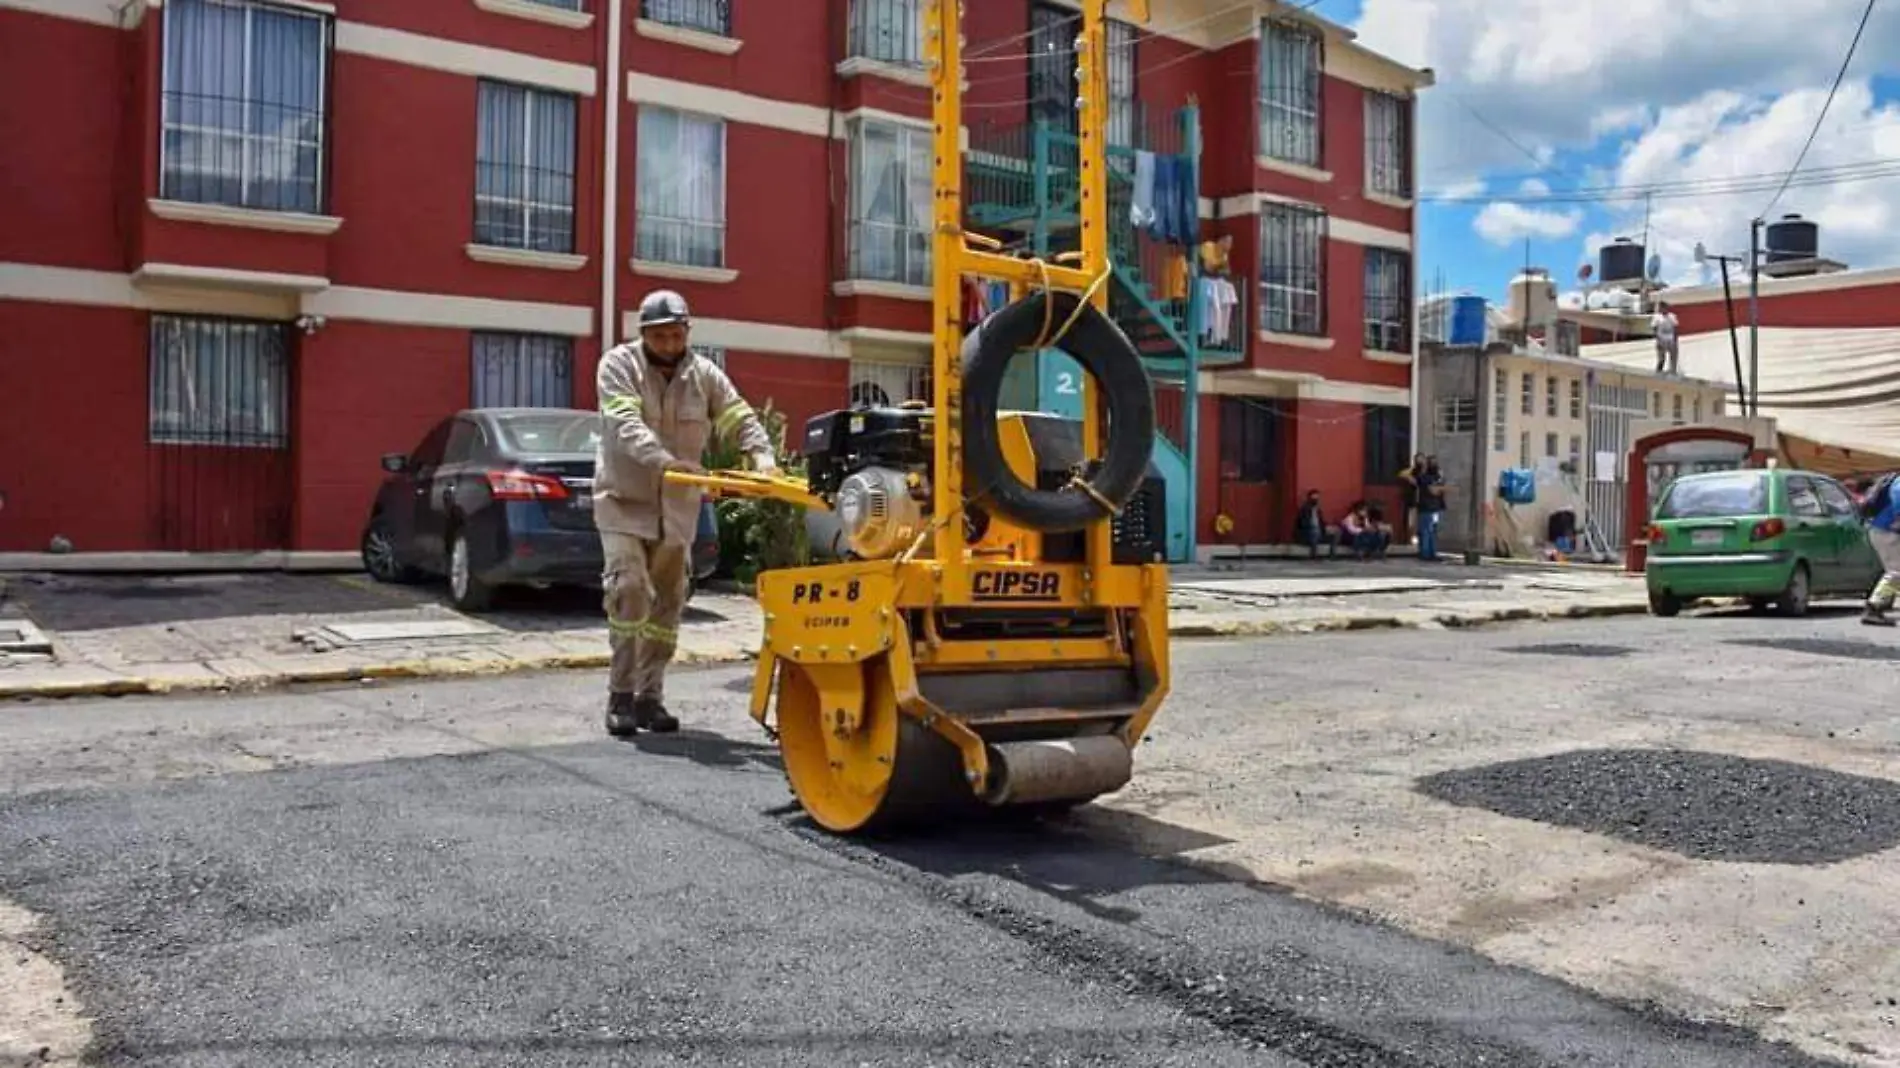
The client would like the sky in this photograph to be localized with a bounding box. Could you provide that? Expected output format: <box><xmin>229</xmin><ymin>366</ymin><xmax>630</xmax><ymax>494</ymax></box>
<box><xmin>1326</xmin><ymin>0</ymin><xmax>1900</xmax><ymax>304</ymax></box>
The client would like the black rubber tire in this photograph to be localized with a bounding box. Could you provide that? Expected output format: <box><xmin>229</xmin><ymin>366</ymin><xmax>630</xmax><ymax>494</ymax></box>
<box><xmin>960</xmin><ymin>290</ymin><xmax>1156</xmax><ymax>533</ymax></box>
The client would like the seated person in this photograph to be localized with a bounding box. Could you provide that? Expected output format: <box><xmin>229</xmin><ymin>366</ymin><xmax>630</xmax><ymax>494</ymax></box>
<box><xmin>1340</xmin><ymin>501</ymin><xmax>1391</xmax><ymax>560</ymax></box>
<box><xmin>1294</xmin><ymin>489</ymin><xmax>1339</xmax><ymax>558</ymax></box>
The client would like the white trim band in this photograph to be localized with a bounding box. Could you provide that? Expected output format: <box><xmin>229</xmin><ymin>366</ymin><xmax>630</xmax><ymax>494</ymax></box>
<box><xmin>335</xmin><ymin>21</ymin><xmax>597</xmax><ymax>96</ymax></box>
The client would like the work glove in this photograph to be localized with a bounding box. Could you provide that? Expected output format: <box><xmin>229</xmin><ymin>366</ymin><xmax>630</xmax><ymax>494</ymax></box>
<box><xmin>664</xmin><ymin>457</ymin><xmax>706</xmax><ymax>475</ymax></box>
<box><xmin>750</xmin><ymin>453</ymin><xmax>780</xmax><ymax>477</ymax></box>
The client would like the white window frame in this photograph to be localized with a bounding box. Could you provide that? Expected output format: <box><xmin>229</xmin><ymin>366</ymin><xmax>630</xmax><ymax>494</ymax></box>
<box><xmin>640</xmin><ymin>0</ymin><xmax>727</xmax><ymax>35</ymax></box>
<box><xmin>636</xmin><ymin>105</ymin><xmax>728</xmax><ymax>268</ymax></box>
<box><xmin>148</xmin><ymin>314</ymin><xmax>290</xmax><ymax>448</ymax></box>
<box><xmin>1434</xmin><ymin>397</ymin><xmax>1476</xmax><ymax>434</ymax></box>
<box><xmin>1258</xmin><ymin>17</ymin><xmax>1322</xmax><ymax>168</ymax></box>
<box><xmin>1258</xmin><ymin>203</ymin><xmax>1326</xmax><ymax>336</ymax></box>
<box><xmin>847</xmin><ymin>118</ymin><xmax>933</xmax><ymax>287</ymax></box>
<box><xmin>474</xmin><ymin>79</ymin><xmax>579</xmax><ymax>253</ymax></box>
<box><xmin>1363</xmin><ymin>248</ymin><xmax>1410</xmax><ymax>352</ymax></box>
<box><xmin>1568</xmin><ymin>378</ymin><xmax>1583</xmax><ymax>419</ymax></box>
<box><xmin>848</xmin><ymin>0</ymin><xmax>921</xmax><ymax>66</ymax></box>
<box><xmin>849</xmin><ymin>357</ymin><xmax>930</xmax><ymax>407</ymax></box>
<box><xmin>1491</xmin><ymin>368</ymin><xmax>1508</xmax><ymax>452</ymax></box>
<box><xmin>159</xmin><ymin>0</ymin><xmax>331</xmax><ymax>214</ymax></box>
<box><xmin>1545</xmin><ymin>375</ymin><xmax>1559</xmax><ymax>417</ymax></box>
<box><xmin>1363</xmin><ymin>90</ymin><xmax>1410</xmax><ymax>198</ymax></box>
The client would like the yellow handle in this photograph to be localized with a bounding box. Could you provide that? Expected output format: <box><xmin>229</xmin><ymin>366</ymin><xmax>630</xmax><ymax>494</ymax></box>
<box><xmin>664</xmin><ymin>469</ymin><xmax>832</xmax><ymax>512</ymax></box>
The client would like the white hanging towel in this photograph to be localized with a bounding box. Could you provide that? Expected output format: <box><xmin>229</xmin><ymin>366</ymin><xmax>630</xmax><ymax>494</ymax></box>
<box><xmin>1130</xmin><ymin>150</ymin><xmax>1157</xmax><ymax>227</ymax></box>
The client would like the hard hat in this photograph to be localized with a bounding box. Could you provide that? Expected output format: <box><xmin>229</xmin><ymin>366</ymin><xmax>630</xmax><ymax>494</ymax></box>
<box><xmin>637</xmin><ymin>289</ymin><xmax>691</xmax><ymax>329</ymax></box>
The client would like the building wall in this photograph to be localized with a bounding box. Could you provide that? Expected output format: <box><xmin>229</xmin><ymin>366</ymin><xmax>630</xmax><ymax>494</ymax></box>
<box><xmin>0</xmin><ymin>0</ymin><xmax>1426</xmax><ymax>555</ymax></box>
<box><xmin>1662</xmin><ymin>269</ymin><xmax>1900</xmax><ymax>334</ymax></box>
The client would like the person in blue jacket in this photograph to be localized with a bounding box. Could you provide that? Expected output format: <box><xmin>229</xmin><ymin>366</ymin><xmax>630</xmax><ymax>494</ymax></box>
<box><xmin>1863</xmin><ymin>474</ymin><xmax>1900</xmax><ymax>626</ymax></box>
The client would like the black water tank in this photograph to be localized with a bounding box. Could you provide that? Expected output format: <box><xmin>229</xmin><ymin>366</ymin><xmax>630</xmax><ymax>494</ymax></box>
<box><xmin>1599</xmin><ymin>237</ymin><xmax>1645</xmax><ymax>284</ymax></box>
<box><xmin>1766</xmin><ymin>213</ymin><xmax>1819</xmax><ymax>263</ymax></box>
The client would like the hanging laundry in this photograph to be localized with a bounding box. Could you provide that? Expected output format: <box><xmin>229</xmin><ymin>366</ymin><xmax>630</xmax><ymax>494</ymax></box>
<box><xmin>987</xmin><ymin>280</ymin><xmax>1010</xmax><ymax>311</ymax></box>
<box><xmin>962</xmin><ymin>278</ymin><xmax>990</xmax><ymax>324</ymax></box>
<box><xmin>1197</xmin><ymin>275</ymin><xmax>1239</xmax><ymax>346</ymax></box>
<box><xmin>1162</xmin><ymin>251</ymin><xmax>1189</xmax><ymax>302</ymax></box>
<box><xmin>1172</xmin><ymin>156</ymin><xmax>1198</xmax><ymax>244</ymax></box>
<box><xmin>1131</xmin><ymin>151</ymin><xmax>1157</xmax><ymax>228</ymax></box>
<box><xmin>1147</xmin><ymin>155</ymin><xmax>1179</xmax><ymax>244</ymax></box>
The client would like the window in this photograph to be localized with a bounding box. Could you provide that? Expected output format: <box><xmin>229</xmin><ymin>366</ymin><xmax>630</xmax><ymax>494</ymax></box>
<box><xmin>641</xmin><ymin>0</ymin><xmax>728</xmax><ymax>35</ymax></box>
<box><xmin>1568</xmin><ymin>434</ymin><xmax>1582</xmax><ymax>466</ymax></box>
<box><xmin>1545</xmin><ymin>375</ymin><xmax>1558</xmax><ymax>416</ymax></box>
<box><xmin>475</xmin><ymin>80</ymin><xmax>578</xmax><ymax>253</ymax></box>
<box><xmin>1520</xmin><ymin>372</ymin><xmax>1533</xmax><ymax>415</ymax></box>
<box><xmin>1363</xmin><ymin>91</ymin><xmax>1409</xmax><ymax>198</ymax></box>
<box><xmin>1544</xmin><ymin>432</ymin><xmax>1558</xmax><ymax>458</ymax></box>
<box><xmin>1553</xmin><ymin>319</ymin><xmax>1580</xmax><ymax>356</ymax></box>
<box><xmin>1657</xmin><ymin>472</ymin><xmax>1768</xmax><ymax>518</ymax></box>
<box><xmin>1518</xmin><ymin>430</ymin><xmax>1530</xmax><ymax>467</ymax></box>
<box><xmin>1671</xmin><ymin>394</ymin><xmax>1684</xmax><ymax>424</ymax></box>
<box><xmin>637</xmin><ymin>106</ymin><xmax>726</xmax><ymax>268</ymax></box>
<box><xmin>1652</xmin><ymin>391</ymin><xmax>1662</xmax><ymax>418</ymax></box>
<box><xmin>148</xmin><ymin>315</ymin><xmax>289</xmax><ymax>447</ymax></box>
<box><xmin>848</xmin><ymin>0</ymin><xmax>919</xmax><ymax>65</ymax></box>
<box><xmin>1492</xmin><ymin>368</ymin><xmax>1508</xmax><ymax>452</ymax></box>
<box><xmin>696</xmin><ymin>345</ymin><xmax>727</xmax><ymax>370</ymax></box>
<box><xmin>1568</xmin><ymin>379</ymin><xmax>1582</xmax><ymax>419</ymax></box>
<box><xmin>1258</xmin><ymin>203</ymin><xmax>1326</xmax><ymax>336</ymax></box>
<box><xmin>159</xmin><ymin>0</ymin><xmax>329</xmax><ymax>214</ymax></box>
<box><xmin>1816</xmin><ymin>478</ymin><xmax>1858</xmax><ymax>518</ymax></box>
<box><xmin>849</xmin><ymin>359</ymin><xmax>930</xmax><ymax>407</ymax></box>
<box><xmin>471</xmin><ymin>333</ymin><xmax>573</xmax><ymax>408</ymax></box>
<box><xmin>444</xmin><ymin>419</ymin><xmax>487</xmax><ymax>465</ymax></box>
<box><xmin>1363</xmin><ymin>404</ymin><xmax>1410</xmax><ymax>484</ymax></box>
<box><xmin>1025</xmin><ymin>7</ymin><xmax>1135</xmax><ymax>143</ymax></box>
<box><xmin>1106</xmin><ymin>19</ymin><xmax>1137</xmax><ymax>150</ymax></box>
<box><xmin>848</xmin><ymin>119</ymin><xmax>932</xmax><ymax>286</ymax></box>
<box><xmin>1434</xmin><ymin>396</ymin><xmax>1476</xmax><ymax>434</ymax></box>
<box><xmin>1219</xmin><ymin>397</ymin><xmax>1281</xmax><ymax>483</ymax></box>
<box><xmin>1786</xmin><ymin>476</ymin><xmax>1826</xmax><ymax>518</ymax></box>
<box><xmin>1258</xmin><ymin>18</ymin><xmax>1321</xmax><ymax>167</ymax></box>
<box><xmin>1693</xmin><ymin>395</ymin><xmax>1703</xmax><ymax>422</ymax></box>
<box><xmin>1363</xmin><ymin>249</ymin><xmax>1410</xmax><ymax>352</ymax></box>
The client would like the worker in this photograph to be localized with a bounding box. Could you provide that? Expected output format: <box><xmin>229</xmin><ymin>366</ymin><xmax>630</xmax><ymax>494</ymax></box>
<box><xmin>594</xmin><ymin>289</ymin><xmax>777</xmax><ymax>736</ymax></box>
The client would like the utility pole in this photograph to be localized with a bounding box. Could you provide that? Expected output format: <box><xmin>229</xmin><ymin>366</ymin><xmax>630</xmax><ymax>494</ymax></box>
<box><xmin>1748</xmin><ymin>217</ymin><xmax>1763</xmax><ymax>417</ymax></box>
<box><xmin>1464</xmin><ymin>344</ymin><xmax>1487</xmax><ymax>566</ymax></box>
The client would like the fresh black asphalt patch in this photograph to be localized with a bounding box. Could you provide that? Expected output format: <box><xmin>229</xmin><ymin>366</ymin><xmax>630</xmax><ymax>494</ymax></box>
<box><xmin>1416</xmin><ymin>747</ymin><xmax>1900</xmax><ymax>864</ymax></box>
<box><xmin>0</xmin><ymin>741</ymin><xmax>1844</xmax><ymax>1067</ymax></box>
<box><xmin>1500</xmin><ymin>643</ymin><xmax>1635</xmax><ymax>658</ymax></box>
<box><xmin>1726</xmin><ymin>636</ymin><xmax>1900</xmax><ymax>661</ymax></box>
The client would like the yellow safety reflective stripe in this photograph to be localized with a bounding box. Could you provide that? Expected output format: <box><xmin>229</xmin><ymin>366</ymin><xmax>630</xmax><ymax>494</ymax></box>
<box><xmin>714</xmin><ymin>402</ymin><xmax>753</xmax><ymax>434</ymax></box>
<box><xmin>602</xmin><ymin>393</ymin><xmax>642</xmax><ymax>419</ymax></box>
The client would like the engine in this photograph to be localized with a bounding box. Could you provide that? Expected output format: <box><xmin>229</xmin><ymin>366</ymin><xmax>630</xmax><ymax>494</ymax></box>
<box><xmin>802</xmin><ymin>405</ymin><xmax>934</xmax><ymax>559</ymax></box>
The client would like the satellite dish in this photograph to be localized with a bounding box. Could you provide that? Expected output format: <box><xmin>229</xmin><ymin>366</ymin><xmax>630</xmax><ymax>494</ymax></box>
<box><xmin>1577</xmin><ymin>263</ymin><xmax>1593</xmax><ymax>282</ymax></box>
<box><xmin>1647</xmin><ymin>253</ymin><xmax>1663</xmax><ymax>280</ymax></box>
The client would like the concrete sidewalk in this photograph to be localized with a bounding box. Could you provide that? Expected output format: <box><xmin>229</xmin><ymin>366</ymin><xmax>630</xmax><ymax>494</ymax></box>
<box><xmin>0</xmin><ymin>561</ymin><xmax>1654</xmax><ymax>700</ymax></box>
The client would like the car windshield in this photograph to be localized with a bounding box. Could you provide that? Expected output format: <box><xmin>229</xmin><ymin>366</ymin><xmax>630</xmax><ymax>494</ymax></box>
<box><xmin>496</xmin><ymin>413</ymin><xmax>599</xmax><ymax>455</ymax></box>
<box><xmin>1657</xmin><ymin>472</ymin><xmax>1769</xmax><ymax>518</ymax></box>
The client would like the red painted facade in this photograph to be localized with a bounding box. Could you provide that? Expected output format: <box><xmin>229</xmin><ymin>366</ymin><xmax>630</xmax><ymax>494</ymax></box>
<box><xmin>0</xmin><ymin>1</ymin><xmax>1423</xmax><ymax>555</ymax></box>
<box><xmin>1667</xmin><ymin>272</ymin><xmax>1900</xmax><ymax>335</ymax></box>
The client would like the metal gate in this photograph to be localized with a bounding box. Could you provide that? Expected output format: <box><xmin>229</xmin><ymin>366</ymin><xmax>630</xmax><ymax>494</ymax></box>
<box><xmin>147</xmin><ymin>314</ymin><xmax>294</xmax><ymax>552</ymax></box>
<box><xmin>1585</xmin><ymin>372</ymin><xmax>1650</xmax><ymax>554</ymax></box>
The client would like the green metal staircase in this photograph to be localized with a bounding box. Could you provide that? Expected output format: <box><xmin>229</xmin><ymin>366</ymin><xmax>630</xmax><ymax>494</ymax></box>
<box><xmin>962</xmin><ymin>106</ymin><xmax>1245</xmax><ymax>562</ymax></box>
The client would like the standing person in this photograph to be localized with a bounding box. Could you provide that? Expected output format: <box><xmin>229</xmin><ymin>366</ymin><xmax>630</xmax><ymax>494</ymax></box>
<box><xmin>1399</xmin><ymin>452</ymin><xmax>1425</xmax><ymax>544</ymax></box>
<box><xmin>1861</xmin><ymin>473</ymin><xmax>1900</xmax><ymax>627</ymax></box>
<box><xmin>1415</xmin><ymin>456</ymin><xmax>1447</xmax><ymax>562</ymax></box>
<box><xmin>1651</xmin><ymin>301</ymin><xmax>1680</xmax><ymax>375</ymax></box>
<box><xmin>594</xmin><ymin>289</ymin><xmax>778</xmax><ymax>736</ymax></box>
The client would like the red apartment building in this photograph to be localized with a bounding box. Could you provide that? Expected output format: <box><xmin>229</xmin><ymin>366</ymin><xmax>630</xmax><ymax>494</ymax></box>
<box><xmin>0</xmin><ymin>0</ymin><xmax>1429</xmax><ymax>556</ymax></box>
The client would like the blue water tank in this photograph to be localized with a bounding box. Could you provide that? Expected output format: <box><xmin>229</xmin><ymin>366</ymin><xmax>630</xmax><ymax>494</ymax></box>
<box><xmin>1448</xmin><ymin>295</ymin><xmax>1487</xmax><ymax>345</ymax></box>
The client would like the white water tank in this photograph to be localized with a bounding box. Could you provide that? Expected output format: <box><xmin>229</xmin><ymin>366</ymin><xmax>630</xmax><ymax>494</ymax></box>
<box><xmin>1506</xmin><ymin>268</ymin><xmax>1557</xmax><ymax>329</ymax></box>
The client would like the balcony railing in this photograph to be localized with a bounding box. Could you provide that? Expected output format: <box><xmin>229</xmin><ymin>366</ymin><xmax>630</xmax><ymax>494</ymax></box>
<box><xmin>848</xmin><ymin>0</ymin><xmax>922</xmax><ymax>67</ymax></box>
<box><xmin>641</xmin><ymin>0</ymin><xmax>729</xmax><ymax>35</ymax></box>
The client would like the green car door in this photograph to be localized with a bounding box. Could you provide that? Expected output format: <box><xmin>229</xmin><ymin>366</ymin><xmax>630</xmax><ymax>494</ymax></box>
<box><xmin>1780</xmin><ymin>475</ymin><xmax>1840</xmax><ymax>587</ymax></box>
<box><xmin>1815</xmin><ymin>475</ymin><xmax>1885</xmax><ymax>593</ymax></box>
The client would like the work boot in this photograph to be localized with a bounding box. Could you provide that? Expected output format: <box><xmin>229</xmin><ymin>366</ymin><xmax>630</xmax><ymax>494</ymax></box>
<box><xmin>1862</xmin><ymin>604</ymin><xmax>1895</xmax><ymax>627</ymax></box>
<box><xmin>605</xmin><ymin>692</ymin><xmax>640</xmax><ymax>736</ymax></box>
<box><xmin>633</xmin><ymin>695</ymin><xmax>679</xmax><ymax>733</ymax></box>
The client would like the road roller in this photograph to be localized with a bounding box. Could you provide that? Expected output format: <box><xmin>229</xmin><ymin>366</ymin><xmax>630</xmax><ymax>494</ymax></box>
<box><xmin>668</xmin><ymin>0</ymin><xmax>1169</xmax><ymax>835</ymax></box>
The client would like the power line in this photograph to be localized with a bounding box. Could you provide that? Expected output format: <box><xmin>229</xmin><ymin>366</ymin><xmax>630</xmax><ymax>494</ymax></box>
<box><xmin>1758</xmin><ymin>0</ymin><xmax>1879</xmax><ymax>218</ymax></box>
<box><xmin>1417</xmin><ymin>155</ymin><xmax>1900</xmax><ymax>204</ymax></box>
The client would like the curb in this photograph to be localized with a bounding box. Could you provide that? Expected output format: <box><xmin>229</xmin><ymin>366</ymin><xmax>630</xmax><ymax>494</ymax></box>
<box><xmin>1</xmin><ymin>601</ymin><xmax>1654</xmax><ymax>701</ymax></box>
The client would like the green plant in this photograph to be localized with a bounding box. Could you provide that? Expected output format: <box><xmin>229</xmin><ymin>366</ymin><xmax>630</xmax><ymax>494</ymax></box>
<box><xmin>702</xmin><ymin>398</ymin><xmax>810</xmax><ymax>585</ymax></box>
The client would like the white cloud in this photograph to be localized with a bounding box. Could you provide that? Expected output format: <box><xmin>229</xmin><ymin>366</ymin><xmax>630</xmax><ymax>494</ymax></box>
<box><xmin>1352</xmin><ymin>0</ymin><xmax>1900</xmax><ymax>188</ymax></box>
<box><xmin>1577</xmin><ymin>81</ymin><xmax>1900</xmax><ymax>287</ymax></box>
<box><xmin>1473</xmin><ymin>201</ymin><xmax>1585</xmax><ymax>246</ymax></box>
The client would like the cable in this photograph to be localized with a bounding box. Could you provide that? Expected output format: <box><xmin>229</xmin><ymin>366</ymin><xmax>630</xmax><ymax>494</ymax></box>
<box><xmin>1419</xmin><ymin>158</ymin><xmax>1900</xmax><ymax>204</ymax></box>
<box><xmin>1758</xmin><ymin>0</ymin><xmax>1878</xmax><ymax>218</ymax></box>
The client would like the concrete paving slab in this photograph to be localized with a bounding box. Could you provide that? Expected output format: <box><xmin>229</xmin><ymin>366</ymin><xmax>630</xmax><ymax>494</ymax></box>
<box><xmin>314</xmin><ymin>618</ymin><xmax>503</xmax><ymax>644</ymax></box>
<box><xmin>0</xmin><ymin>619</ymin><xmax>52</xmax><ymax>655</ymax></box>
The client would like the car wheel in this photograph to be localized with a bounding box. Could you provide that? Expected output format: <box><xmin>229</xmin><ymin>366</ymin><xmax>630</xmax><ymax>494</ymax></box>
<box><xmin>1648</xmin><ymin>590</ymin><xmax>1682</xmax><ymax>617</ymax></box>
<box><xmin>447</xmin><ymin>530</ymin><xmax>496</xmax><ymax>613</ymax></box>
<box><xmin>362</xmin><ymin>515</ymin><xmax>418</xmax><ymax>584</ymax></box>
<box><xmin>1775</xmin><ymin>562</ymin><xmax>1811</xmax><ymax>618</ymax></box>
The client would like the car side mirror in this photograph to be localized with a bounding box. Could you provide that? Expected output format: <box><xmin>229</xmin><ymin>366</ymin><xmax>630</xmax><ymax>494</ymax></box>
<box><xmin>381</xmin><ymin>453</ymin><xmax>408</xmax><ymax>474</ymax></box>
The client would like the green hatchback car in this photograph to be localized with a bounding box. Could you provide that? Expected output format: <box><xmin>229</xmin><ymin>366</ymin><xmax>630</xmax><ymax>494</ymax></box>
<box><xmin>1644</xmin><ymin>467</ymin><xmax>1884</xmax><ymax>617</ymax></box>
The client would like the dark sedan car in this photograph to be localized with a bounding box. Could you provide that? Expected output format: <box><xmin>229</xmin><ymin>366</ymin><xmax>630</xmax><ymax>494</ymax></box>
<box><xmin>360</xmin><ymin>408</ymin><xmax>720</xmax><ymax>612</ymax></box>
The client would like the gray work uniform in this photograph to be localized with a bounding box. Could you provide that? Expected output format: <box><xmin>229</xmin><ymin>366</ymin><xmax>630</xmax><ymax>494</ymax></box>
<box><xmin>594</xmin><ymin>341</ymin><xmax>773</xmax><ymax>697</ymax></box>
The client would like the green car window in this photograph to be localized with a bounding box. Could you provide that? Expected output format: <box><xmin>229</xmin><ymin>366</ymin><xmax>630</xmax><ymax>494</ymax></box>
<box><xmin>1657</xmin><ymin>472</ymin><xmax>1769</xmax><ymax>518</ymax></box>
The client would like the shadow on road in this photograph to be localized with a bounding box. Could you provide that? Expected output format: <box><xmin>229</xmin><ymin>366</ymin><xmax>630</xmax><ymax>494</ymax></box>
<box><xmin>624</xmin><ymin>728</ymin><xmax>782</xmax><ymax>772</ymax></box>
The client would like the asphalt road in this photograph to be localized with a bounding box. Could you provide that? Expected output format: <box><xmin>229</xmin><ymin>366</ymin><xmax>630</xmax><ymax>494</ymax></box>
<box><xmin>0</xmin><ymin>611</ymin><xmax>1879</xmax><ymax>1067</ymax></box>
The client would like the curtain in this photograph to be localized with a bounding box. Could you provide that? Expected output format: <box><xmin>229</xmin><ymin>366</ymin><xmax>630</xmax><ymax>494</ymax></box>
<box><xmin>472</xmin><ymin>334</ymin><xmax>574</xmax><ymax>408</ymax></box>
<box><xmin>149</xmin><ymin>316</ymin><xmax>289</xmax><ymax>448</ymax></box>
<box><xmin>637</xmin><ymin>107</ymin><xmax>726</xmax><ymax>267</ymax></box>
<box><xmin>475</xmin><ymin>81</ymin><xmax>577</xmax><ymax>252</ymax></box>
<box><xmin>161</xmin><ymin>0</ymin><xmax>325</xmax><ymax>212</ymax></box>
